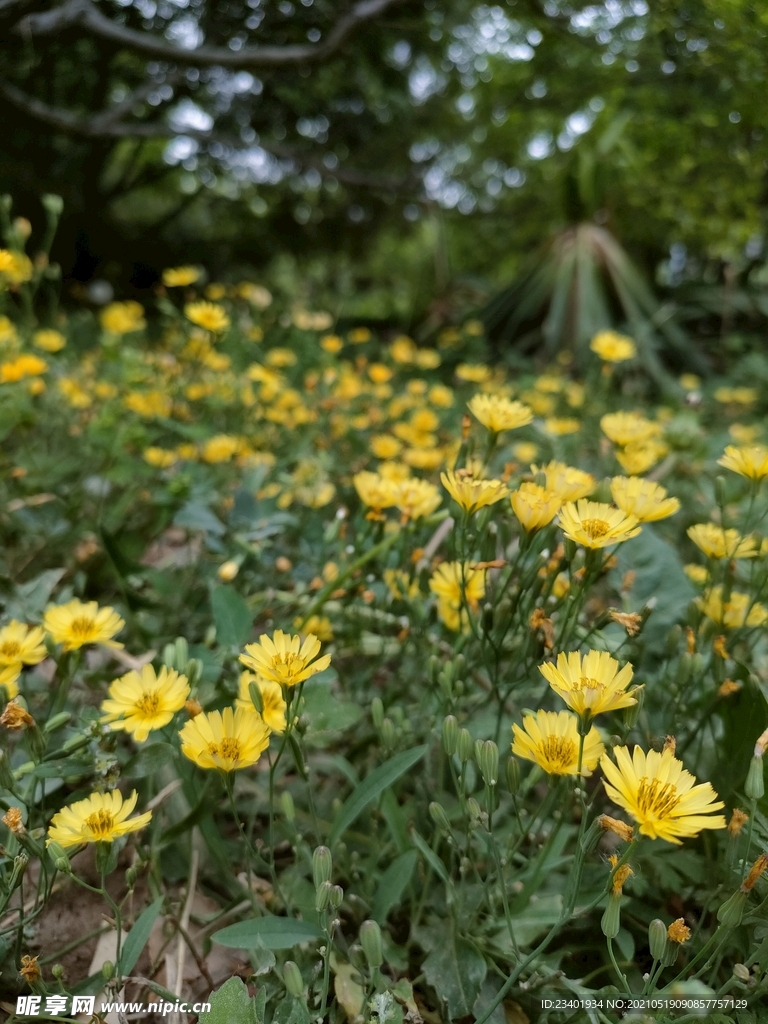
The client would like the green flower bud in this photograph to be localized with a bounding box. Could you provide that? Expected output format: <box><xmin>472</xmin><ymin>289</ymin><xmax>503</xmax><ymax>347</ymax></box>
<box><xmin>506</xmin><ymin>757</ymin><xmax>520</xmax><ymax>795</ymax></box>
<box><xmin>329</xmin><ymin>884</ymin><xmax>344</xmax><ymax>910</ymax></box>
<box><xmin>125</xmin><ymin>866</ymin><xmax>139</xmax><ymax>889</ymax></box>
<box><xmin>715</xmin><ymin>475</ymin><xmax>727</xmax><ymax>510</ymax></box>
<box><xmin>281</xmin><ymin>791</ymin><xmax>295</xmax><ymax>821</ymax></box>
<box><xmin>454</xmin><ymin>654</ymin><xmax>466</xmax><ymax>678</ymax></box>
<box><xmin>428</xmin><ymin>656</ymin><xmax>440</xmax><ymax>686</ymax></box>
<box><xmin>371</xmin><ymin>697</ymin><xmax>384</xmax><ymax>729</ymax></box>
<box><xmin>41</xmin><ymin>194</ymin><xmax>64</xmax><ymax>217</ymax></box>
<box><xmin>43</xmin><ymin>712</ymin><xmax>71</xmax><ymax>734</ymax></box>
<box><xmin>457</xmin><ymin>728</ymin><xmax>474</xmax><ymax>763</ymax></box>
<box><xmin>564</xmin><ymin>538</ymin><xmax>577</xmax><ymax>563</ymax></box>
<box><xmin>661</xmin><ymin>939</ymin><xmax>679</xmax><ymax>968</ymax></box>
<box><xmin>102</xmin><ymin>960</ymin><xmax>114</xmax><ymax>981</ymax></box>
<box><xmin>174</xmin><ymin>637</ymin><xmax>189</xmax><ymax>670</ymax></box>
<box><xmin>665</xmin><ymin>624</ymin><xmax>682</xmax><ymax>657</ymax></box>
<box><xmin>246</xmin><ymin>681</ymin><xmax>263</xmax><ymax>715</ymax></box>
<box><xmin>676</xmin><ymin>653</ymin><xmax>693</xmax><ymax>686</ymax></box>
<box><xmin>312</xmin><ymin>846</ymin><xmax>333</xmax><ymax>888</ymax></box>
<box><xmin>315</xmin><ymin>880</ymin><xmax>332</xmax><ymax>912</ymax></box>
<box><xmin>466</xmin><ymin>797</ymin><xmax>484</xmax><ymax>828</ymax></box>
<box><xmin>429</xmin><ymin>801</ymin><xmax>452</xmax><ymax>834</ymax></box>
<box><xmin>622</xmin><ymin>688</ymin><xmax>642</xmax><ymax>730</ymax></box>
<box><xmin>442</xmin><ymin>715</ymin><xmax>458</xmax><ymax>756</ymax></box>
<box><xmin>283</xmin><ymin>961</ymin><xmax>304</xmax><ymax>998</ymax></box>
<box><xmin>648</xmin><ymin>919</ymin><xmax>667</xmax><ymax>961</ymax></box>
<box><xmin>579</xmin><ymin>817</ymin><xmax>603</xmax><ymax>855</ymax></box>
<box><xmin>745</xmin><ymin>756</ymin><xmax>765</xmax><ymax>800</ymax></box>
<box><xmin>733</xmin><ymin>963</ymin><xmax>750</xmax><ymax>982</ymax></box>
<box><xmin>717</xmin><ymin>890</ymin><xmax>747</xmax><ymax>930</ymax></box>
<box><xmin>359</xmin><ymin>919</ymin><xmax>383</xmax><ymax>968</ymax></box>
<box><xmin>475</xmin><ymin>739</ymin><xmax>499</xmax><ymax>786</ymax></box>
<box><xmin>381</xmin><ymin>718</ymin><xmax>396</xmax><ymax>749</ymax></box>
<box><xmin>601</xmin><ymin>893</ymin><xmax>621</xmax><ymax>939</ymax></box>
<box><xmin>186</xmin><ymin>658</ymin><xmax>203</xmax><ymax>687</ymax></box>
<box><xmin>162</xmin><ymin>642</ymin><xmax>177</xmax><ymax>669</ymax></box>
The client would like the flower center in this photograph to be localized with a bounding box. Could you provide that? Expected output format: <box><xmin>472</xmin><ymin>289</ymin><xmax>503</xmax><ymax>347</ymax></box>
<box><xmin>85</xmin><ymin>809</ymin><xmax>115</xmax><ymax>838</ymax></box>
<box><xmin>220</xmin><ymin>737</ymin><xmax>241</xmax><ymax>760</ymax></box>
<box><xmin>540</xmin><ymin>736</ymin><xmax>576</xmax><ymax>770</ymax></box>
<box><xmin>636</xmin><ymin>777</ymin><xmax>680</xmax><ymax>819</ymax></box>
<box><xmin>582</xmin><ymin>518</ymin><xmax>610</xmax><ymax>539</ymax></box>
<box><xmin>575</xmin><ymin>676</ymin><xmax>602</xmax><ymax>691</ymax></box>
<box><xmin>70</xmin><ymin>616</ymin><xmax>96</xmax><ymax>638</ymax></box>
<box><xmin>136</xmin><ymin>692</ymin><xmax>160</xmax><ymax>716</ymax></box>
<box><xmin>0</xmin><ymin>641</ymin><xmax>20</xmax><ymax>658</ymax></box>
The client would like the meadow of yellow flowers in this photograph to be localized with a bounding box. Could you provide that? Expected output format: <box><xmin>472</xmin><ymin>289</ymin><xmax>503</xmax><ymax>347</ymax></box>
<box><xmin>0</xmin><ymin>200</ymin><xmax>767</xmax><ymax>1023</ymax></box>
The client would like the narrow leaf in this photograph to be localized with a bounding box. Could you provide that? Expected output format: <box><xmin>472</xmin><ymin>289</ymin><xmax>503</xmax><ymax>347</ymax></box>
<box><xmin>212</xmin><ymin>916</ymin><xmax>323</xmax><ymax>950</ymax></box>
<box><xmin>120</xmin><ymin>899</ymin><xmax>163</xmax><ymax>976</ymax></box>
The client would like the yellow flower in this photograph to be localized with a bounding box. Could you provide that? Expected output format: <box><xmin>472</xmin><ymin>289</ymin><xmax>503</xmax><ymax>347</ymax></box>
<box><xmin>0</xmin><ymin>249</ymin><xmax>33</xmax><ymax>285</ymax></box>
<box><xmin>163</xmin><ymin>266</ymin><xmax>200</xmax><ymax>287</ymax></box>
<box><xmin>510</xmin><ymin>482</ymin><xmax>561</xmax><ymax>531</ymax></box>
<box><xmin>715</xmin><ymin>386</ymin><xmax>757</xmax><ymax>405</ymax></box>
<box><xmin>383</xmin><ymin>569</ymin><xmax>420</xmax><ymax>600</ymax></box>
<box><xmin>101</xmin><ymin>665</ymin><xmax>190</xmax><ymax>742</ymax></box>
<box><xmin>684</xmin><ymin>564</ymin><xmax>708</xmax><ymax>585</ymax></box>
<box><xmin>266</xmin><ymin>347</ymin><xmax>297</xmax><ymax>367</ymax></box>
<box><xmin>680</xmin><ymin>374</ymin><xmax>701</xmax><ymax>392</ymax></box>
<box><xmin>590</xmin><ymin>330</ymin><xmax>636</xmax><ymax>363</ymax></box>
<box><xmin>124</xmin><ymin>390</ymin><xmax>173</xmax><ymax>418</ymax></box>
<box><xmin>429</xmin><ymin>384</ymin><xmax>454</xmax><ymax>407</ymax></box>
<box><xmin>532</xmin><ymin>461</ymin><xmax>595</xmax><ymax>501</ymax></box>
<box><xmin>600</xmin><ymin>745</ymin><xmax>726</xmax><ymax>845</ymax></box>
<box><xmin>429</xmin><ymin>562</ymin><xmax>485</xmax><ymax>632</ymax></box>
<box><xmin>47</xmin><ymin>790</ymin><xmax>152</xmax><ymax>848</ymax></box>
<box><xmin>729</xmin><ymin>423</ymin><xmax>760</xmax><ymax>444</ymax></box>
<box><xmin>404</xmin><ymin>447</ymin><xmax>444</xmax><ymax>470</ymax></box>
<box><xmin>368</xmin><ymin>363</ymin><xmax>393</xmax><ymax>384</ymax></box>
<box><xmin>218</xmin><ymin>560</ymin><xmax>240</xmax><ymax>582</ymax></box>
<box><xmin>615</xmin><ymin>440</ymin><xmax>668</xmax><ymax>475</ymax></box>
<box><xmin>43</xmin><ymin>599</ymin><xmax>125</xmax><ymax>651</ymax></box>
<box><xmin>600</xmin><ymin>412</ymin><xmax>661</xmax><ymax>447</ymax></box>
<box><xmin>544</xmin><ymin>417</ymin><xmax>581</xmax><ymax>436</ymax></box>
<box><xmin>240</xmin><ymin>629</ymin><xmax>331</xmax><ymax>687</ymax></box>
<box><xmin>0</xmin><ymin>315</ymin><xmax>18</xmax><ymax>344</ymax></box>
<box><xmin>539</xmin><ymin>650</ymin><xmax>641</xmax><ymax>719</ymax></box>
<box><xmin>238</xmin><ymin>283</ymin><xmax>272</xmax><ymax>308</ymax></box>
<box><xmin>440</xmin><ymin>470</ymin><xmax>508</xmax><ymax>514</ymax></box>
<box><xmin>512</xmin><ymin>710</ymin><xmax>604</xmax><ymax>776</ymax></box>
<box><xmin>370</xmin><ymin>435</ymin><xmax>402</xmax><ymax>460</ymax></box>
<box><xmin>457</xmin><ymin>364</ymin><xmax>492</xmax><ymax>384</ymax></box>
<box><xmin>143</xmin><ymin>447</ymin><xmax>178</xmax><ymax>468</ymax></box>
<box><xmin>467</xmin><ymin>394</ymin><xmax>533</xmax><ymax>433</ymax></box>
<box><xmin>513</xmin><ymin>442</ymin><xmax>538</xmax><ymax>463</ymax></box>
<box><xmin>184</xmin><ymin>301</ymin><xmax>230</xmax><ymax>333</ymax></box>
<box><xmin>179</xmin><ymin>705</ymin><xmax>271</xmax><ymax>771</ymax></box>
<box><xmin>558</xmin><ymin>500</ymin><xmax>641</xmax><ymax>549</ymax></box>
<box><xmin>33</xmin><ymin>329</ymin><xmax>66</xmax><ymax>353</ymax></box>
<box><xmin>100</xmin><ymin>301</ymin><xmax>146</xmax><ymax>335</ymax></box>
<box><xmin>718</xmin><ymin>444</ymin><xmax>768</xmax><ymax>480</ymax></box>
<box><xmin>0</xmin><ymin>355</ymin><xmax>48</xmax><ymax>383</ymax></box>
<box><xmin>320</xmin><ymin>334</ymin><xmax>342</xmax><ymax>353</ymax></box>
<box><xmin>353</xmin><ymin>471</ymin><xmax>399</xmax><ymax>514</ymax></box>
<box><xmin>297</xmin><ymin>615</ymin><xmax>334</xmax><ymax>642</ymax></box>
<box><xmin>392</xmin><ymin>478</ymin><xmax>441</xmax><ymax>521</ymax></box>
<box><xmin>697</xmin><ymin>587</ymin><xmax>768</xmax><ymax>628</ymax></box>
<box><xmin>202</xmin><ymin>434</ymin><xmax>247</xmax><ymax>463</ymax></box>
<box><xmin>687</xmin><ymin>524</ymin><xmax>758</xmax><ymax>559</ymax></box>
<box><xmin>610</xmin><ymin>477</ymin><xmax>680</xmax><ymax>522</ymax></box>
<box><xmin>237</xmin><ymin>671</ymin><xmax>287</xmax><ymax>734</ymax></box>
<box><xmin>348</xmin><ymin>327</ymin><xmax>371</xmax><ymax>344</ymax></box>
<box><xmin>0</xmin><ymin>621</ymin><xmax>47</xmax><ymax>670</ymax></box>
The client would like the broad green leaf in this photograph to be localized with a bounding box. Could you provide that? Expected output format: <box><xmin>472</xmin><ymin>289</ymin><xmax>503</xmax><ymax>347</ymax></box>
<box><xmin>422</xmin><ymin>932</ymin><xmax>487</xmax><ymax>1018</ymax></box>
<box><xmin>273</xmin><ymin>998</ymin><xmax>311</xmax><ymax>1024</ymax></box>
<box><xmin>174</xmin><ymin>501</ymin><xmax>226</xmax><ymax>536</ymax></box>
<box><xmin>372</xmin><ymin>849</ymin><xmax>417</xmax><ymax>923</ymax></box>
<box><xmin>124</xmin><ymin>742</ymin><xmax>175</xmax><ymax>779</ymax></box>
<box><xmin>120</xmin><ymin>898</ymin><xmax>163</xmax><ymax>976</ymax></box>
<box><xmin>211</xmin><ymin>585</ymin><xmax>252</xmax><ymax>646</ymax></box>
<box><xmin>212</xmin><ymin>915</ymin><xmax>323</xmax><ymax>950</ymax></box>
<box><xmin>328</xmin><ymin>745</ymin><xmax>428</xmax><ymax>846</ymax></box>
<box><xmin>198</xmin><ymin>977</ymin><xmax>259</xmax><ymax>1024</ymax></box>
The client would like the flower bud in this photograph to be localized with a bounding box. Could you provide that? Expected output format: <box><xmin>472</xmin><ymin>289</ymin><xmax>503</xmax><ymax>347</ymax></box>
<box><xmin>601</xmin><ymin>893</ymin><xmax>621</xmax><ymax>939</ymax></box>
<box><xmin>429</xmin><ymin>801</ymin><xmax>452</xmax><ymax>834</ymax></box>
<box><xmin>381</xmin><ymin>718</ymin><xmax>396</xmax><ymax>749</ymax></box>
<box><xmin>676</xmin><ymin>653</ymin><xmax>693</xmax><ymax>686</ymax></box>
<box><xmin>482</xmin><ymin>603</ymin><xmax>494</xmax><ymax>632</ymax></box>
<box><xmin>466</xmin><ymin>797</ymin><xmax>483</xmax><ymax>827</ymax></box>
<box><xmin>42</xmin><ymin>194</ymin><xmax>64</xmax><ymax>217</ymax></box>
<box><xmin>745</xmin><ymin>756</ymin><xmax>765</xmax><ymax>800</ymax></box>
<box><xmin>665</xmin><ymin>624</ymin><xmax>682</xmax><ymax>657</ymax></box>
<box><xmin>174</xmin><ymin>637</ymin><xmax>189</xmax><ymax>670</ymax></box>
<box><xmin>102</xmin><ymin>960</ymin><xmax>114</xmax><ymax>980</ymax></box>
<box><xmin>428</xmin><ymin>656</ymin><xmax>440</xmax><ymax>686</ymax></box>
<box><xmin>579</xmin><ymin>817</ymin><xmax>603</xmax><ymax>855</ymax></box>
<box><xmin>315</xmin><ymin>880</ymin><xmax>332</xmax><ymax>912</ymax></box>
<box><xmin>475</xmin><ymin>739</ymin><xmax>499</xmax><ymax>787</ymax></box>
<box><xmin>371</xmin><ymin>697</ymin><xmax>384</xmax><ymax>729</ymax></box>
<box><xmin>43</xmin><ymin>712</ymin><xmax>71</xmax><ymax>734</ymax></box>
<box><xmin>312</xmin><ymin>846</ymin><xmax>333</xmax><ymax>889</ymax></box>
<box><xmin>283</xmin><ymin>961</ymin><xmax>304</xmax><ymax>998</ymax></box>
<box><xmin>162</xmin><ymin>642</ymin><xmax>177</xmax><ymax>668</ymax></box>
<box><xmin>717</xmin><ymin>890</ymin><xmax>747</xmax><ymax>930</ymax></box>
<box><xmin>648</xmin><ymin>919</ymin><xmax>667</xmax><ymax>961</ymax></box>
<box><xmin>733</xmin><ymin>963</ymin><xmax>750</xmax><ymax>982</ymax></box>
<box><xmin>457</xmin><ymin>728</ymin><xmax>474</xmax><ymax>763</ymax></box>
<box><xmin>51</xmin><ymin>963</ymin><xmax>65</xmax><ymax>980</ymax></box>
<box><xmin>217</xmin><ymin>560</ymin><xmax>239</xmax><ymax>582</ymax></box>
<box><xmin>359</xmin><ymin>919</ymin><xmax>383</xmax><ymax>968</ymax></box>
<box><xmin>506</xmin><ymin>757</ymin><xmax>520</xmax><ymax>795</ymax></box>
<box><xmin>247</xmin><ymin>681</ymin><xmax>264</xmax><ymax>715</ymax></box>
<box><xmin>442</xmin><ymin>715</ymin><xmax>458</xmax><ymax>756</ymax></box>
<box><xmin>281</xmin><ymin>791</ymin><xmax>295</xmax><ymax>821</ymax></box>
<box><xmin>186</xmin><ymin>658</ymin><xmax>203</xmax><ymax>687</ymax></box>
<box><xmin>329</xmin><ymin>885</ymin><xmax>344</xmax><ymax>910</ymax></box>
<box><xmin>454</xmin><ymin>654</ymin><xmax>466</xmax><ymax>678</ymax></box>
<box><xmin>715</xmin><ymin>475</ymin><xmax>727</xmax><ymax>510</ymax></box>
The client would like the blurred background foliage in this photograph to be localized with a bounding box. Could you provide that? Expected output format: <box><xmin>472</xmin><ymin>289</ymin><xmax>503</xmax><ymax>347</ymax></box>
<box><xmin>2</xmin><ymin>0</ymin><xmax>768</xmax><ymax>359</ymax></box>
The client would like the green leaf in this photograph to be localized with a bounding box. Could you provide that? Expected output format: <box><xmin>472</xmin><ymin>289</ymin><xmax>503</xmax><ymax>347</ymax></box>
<box><xmin>372</xmin><ymin>849</ymin><xmax>417</xmax><ymax>923</ymax></box>
<box><xmin>120</xmin><ymin>898</ymin><xmax>163</xmax><ymax>976</ymax></box>
<box><xmin>123</xmin><ymin>742</ymin><xmax>175</xmax><ymax>779</ymax></box>
<box><xmin>212</xmin><ymin>916</ymin><xmax>324</xmax><ymax>950</ymax></box>
<box><xmin>211</xmin><ymin>585</ymin><xmax>252</xmax><ymax>646</ymax></box>
<box><xmin>174</xmin><ymin>501</ymin><xmax>226</xmax><ymax>536</ymax></box>
<box><xmin>411</xmin><ymin>829</ymin><xmax>453</xmax><ymax>890</ymax></box>
<box><xmin>328</xmin><ymin>745</ymin><xmax>428</xmax><ymax>846</ymax></box>
<box><xmin>198</xmin><ymin>977</ymin><xmax>260</xmax><ymax>1024</ymax></box>
<box><xmin>273</xmin><ymin>998</ymin><xmax>311</xmax><ymax>1024</ymax></box>
<box><xmin>31</xmin><ymin>757</ymin><xmax>91</xmax><ymax>779</ymax></box>
<box><xmin>423</xmin><ymin>932</ymin><xmax>487</xmax><ymax>1018</ymax></box>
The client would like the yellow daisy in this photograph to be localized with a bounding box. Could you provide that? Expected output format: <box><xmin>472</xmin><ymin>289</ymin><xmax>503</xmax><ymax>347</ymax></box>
<box><xmin>440</xmin><ymin>470</ymin><xmax>508</xmax><ymax>514</ymax></box>
<box><xmin>179</xmin><ymin>705</ymin><xmax>270</xmax><ymax>771</ymax></box>
<box><xmin>0</xmin><ymin>621</ymin><xmax>47</xmax><ymax>668</ymax></box>
<box><xmin>237</xmin><ymin>671</ymin><xmax>287</xmax><ymax>734</ymax></box>
<box><xmin>539</xmin><ymin>650</ymin><xmax>641</xmax><ymax>719</ymax></box>
<box><xmin>610</xmin><ymin>477</ymin><xmax>680</xmax><ymax>522</ymax></box>
<box><xmin>590</xmin><ymin>331</ymin><xmax>636</xmax><ymax>363</ymax></box>
<box><xmin>429</xmin><ymin>561</ymin><xmax>485</xmax><ymax>633</ymax></box>
<box><xmin>101</xmin><ymin>665</ymin><xmax>190</xmax><ymax>742</ymax></box>
<box><xmin>43</xmin><ymin>600</ymin><xmax>125</xmax><ymax>651</ymax></box>
<box><xmin>718</xmin><ymin>444</ymin><xmax>768</xmax><ymax>480</ymax></box>
<box><xmin>47</xmin><ymin>790</ymin><xmax>152</xmax><ymax>848</ymax></box>
<box><xmin>240</xmin><ymin>629</ymin><xmax>331</xmax><ymax>688</ymax></box>
<box><xmin>614</xmin><ymin>439</ymin><xmax>668</xmax><ymax>476</ymax></box>
<box><xmin>600</xmin><ymin>745</ymin><xmax>726</xmax><ymax>845</ymax></box>
<box><xmin>558</xmin><ymin>500</ymin><xmax>641</xmax><ymax>549</ymax></box>
<box><xmin>467</xmin><ymin>394</ymin><xmax>533</xmax><ymax>433</ymax></box>
<box><xmin>510</xmin><ymin>482</ymin><xmax>561</xmax><ymax>531</ymax></box>
<box><xmin>163</xmin><ymin>266</ymin><xmax>200</xmax><ymax>287</ymax></box>
<box><xmin>600</xmin><ymin>412</ymin><xmax>661</xmax><ymax>447</ymax></box>
<box><xmin>512</xmin><ymin>710</ymin><xmax>604</xmax><ymax>776</ymax></box>
<box><xmin>687</xmin><ymin>524</ymin><xmax>758</xmax><ymax>559</ymax></box>
<box><xmin>697</xmin><ymin>587</ymin><xmax>768</xmax><ymax>628</ymax></box>
<box><xmin>532</xmin><ymin>461</ymin><xmax>596</xmax><ymax>502</ymax></box>
<box><xmin>184</xmin><ymin>301</ymin><xmax>230</xmax><ymax>333</ymax></box>
<box><xmin>353</xmin><ymin>471</ymin><xmax>399</xmax><ymax>514</ymax></box>
<box><xmin>391</xmin><ymin>478</ymin><xmax>441</xmax><ymax>521</ymax></box>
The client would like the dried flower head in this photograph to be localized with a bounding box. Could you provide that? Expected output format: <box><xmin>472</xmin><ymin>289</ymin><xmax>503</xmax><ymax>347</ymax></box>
<box><xmin>667</xmin><ymin>919</ymin><xmax>691</xmax><ymax>944</ymax></box>
<box><xmin>599</xmin><ymin>815</ymin><xmax>635</xmax><ymax>843</ymax></box>
<box><xmin>3</xmin><ymin>807</ymin><xmax>24</xmax><ymax>834</ymax></box>
<box><xmin>0</xmin><ymin>700</ymin><xmax>34</xmax><ymax>730</ymax></box>
<box><xmin>727</xmin><ymin>809</ymin><xmax>749</xmax><ymax>837</ymax></box>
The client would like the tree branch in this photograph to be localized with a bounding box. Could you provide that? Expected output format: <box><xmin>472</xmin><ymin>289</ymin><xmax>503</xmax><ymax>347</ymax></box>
<box><xmin>16</xmin><ymin>0</ymin><xmax>408</xmax><ymax>68</ymax></box>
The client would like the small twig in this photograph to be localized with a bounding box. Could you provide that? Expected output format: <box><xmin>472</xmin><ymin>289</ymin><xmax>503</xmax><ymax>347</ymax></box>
<box><xmin>171</xmin><ymin>849</ymin><xmax>199</xmax><ymax>1021</ymax></box>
